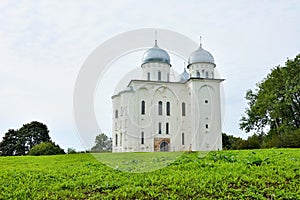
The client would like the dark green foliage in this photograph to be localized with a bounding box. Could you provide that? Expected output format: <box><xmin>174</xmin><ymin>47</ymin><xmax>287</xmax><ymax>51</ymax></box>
<box><xmin>223</xmin><ymin>130</ymin><xmax>300</xmax><ymax>150</ymax></box>
<box><xmin>240</xmin><ymin>54</ymin><xmax>300</xmax><ymax>147</ymax></box>
<box><xmin>237</xmin><ymin>134</ymin><xmax>262</xmax><ymax>149</ymax></box>
<box><xmin>222</xmin><ymin>133</ymin><xmax>243</xmax><ymax>150</ymax></box>
<box><xmin>28</xmin><ymin>142</ymin><xmax>65</xmax><ymax>156</ymax></box>
<box><xmin>0</xmin><ymin>121</ymin><xmax>52</xmax><ymax>156</ymax></box>
<box><xmin>67</xmin><ymin>147</ymin><xmax>77</xmax><ymax>154</ymax></box>
<box><xmin>91</xmin><ymin>133</ymin><xmax>112</xmax><ymax>152</ymax></box>
<box><xmin>0</xmin><ymin>129</ymin><xmax>18</xmax><ymax>156</ymax></box>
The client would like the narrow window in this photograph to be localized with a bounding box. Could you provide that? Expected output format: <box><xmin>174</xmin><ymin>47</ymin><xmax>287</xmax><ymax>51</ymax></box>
<box><xmin>115</xmin><ymin>110</ymin><xmax>118</xmax><ymax>118</ymax></box>
<box><xmin>182</xmin><ymin>133</ymin><xmax>185</xmax><ymax>145</ymax></box>
<box><xmin>206</xmin><ymin>124</ymin><xmax>208</xmax><ymax>129</ymax></box>
<box><xmin>196</xmin><ymin>71</ymin><xmax>200</xmax><ymax>78</ymax></box>
<box><xmin>166</xmin><ymin>102</ymin><xmax>170</xmax><ymax>116</ymax></box>
<box><xmin>141</xmin><ymin>100</ymin><xmax>145</xmax><ymax>115</ymax></box>
<box><xmin>158</xmin><ymin>101</ymin><xmax>162</xmax><ymax>115</ymax></box>
<box><xmin>158</xmin><ymin>71</ymin><xmax>161</xmax><ymax>81</ymax></box>
<box><xmin>141</xmin><ymin>132</ymin><xmax>144</xmax><ymax>144</ymax></box>
<box><xmin>205</xmin><ymin>71</ymin><xmax>209</xmax><ymax>78</ymax></box>
<box><xmin>158</xmin><ymin>123</ymin><xmax>162</xmax><ymax>134</ymax></box>
<box><xmin>147</xmin><ymin>72</ymin><xmax>150</xmax><ymax>81</ymax></box>
<box><xmin>166</xmin><ymin>122</ymin><xmax>169</xmax><ymax>134</ymax></box>
<box><xmin>167</xmin><ymin>73</ymin><xmax>170</xmax><ymax>82</ymax></box>
<box><xmin>182</xmin><ymin>102</ymin><xmax>186</xmax><ymax>116</ymax></box>
<box><xmin>115</xmin><ymin>134</ymin><xmax>118</xmax><ymax>146</ymax></box>
<box><xmin>212</xmin><ymin>72</ymin><xmax>214</xmax><ymax>79</ymax></box>
<box><xmin>120</xmin><ymin>133</ymin><xmax>122</xmax><ymax>146</ymax></box>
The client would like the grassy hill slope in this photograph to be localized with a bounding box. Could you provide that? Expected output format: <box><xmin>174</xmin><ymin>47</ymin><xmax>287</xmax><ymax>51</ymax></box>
<box><xmin>0</xmin><ymin>149</ymin><xmax>299</xmax><ymax>199</ymax></box>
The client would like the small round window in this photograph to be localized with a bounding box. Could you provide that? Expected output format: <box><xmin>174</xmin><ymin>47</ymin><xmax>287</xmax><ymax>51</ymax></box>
<box><xmin>205</xmin><ymin>100</ymin><xmax>208</xmax><ymax>104</ymax></box>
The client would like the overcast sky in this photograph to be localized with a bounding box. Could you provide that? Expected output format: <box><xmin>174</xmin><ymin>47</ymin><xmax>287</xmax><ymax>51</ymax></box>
<box><xmin>0</xmin><ymin>0</ymin><xmax>299</xmax><ymax>150</ymax></box>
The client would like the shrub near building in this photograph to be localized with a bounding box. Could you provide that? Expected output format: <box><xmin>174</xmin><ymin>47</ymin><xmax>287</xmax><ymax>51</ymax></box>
<box><xmin>28</xmin><ymin>142</ymin><xmax>65</xmax><ymax>156</ymax></box>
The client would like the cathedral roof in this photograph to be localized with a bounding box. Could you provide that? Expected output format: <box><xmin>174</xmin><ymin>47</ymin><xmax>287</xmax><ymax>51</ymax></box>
<box><xmin>142</xmin><ymin>40</ymin><xmax>170</xmax><ymax>65</ymax></box>
<box><xmin>188</xmin><ymin>44</ymin><xmax>214</xmax><ymax>66</ymax></box>
<box><xmin>179</xmin><ymin>68</ymin><xmax>190</xmax><ymax>82</ymax></box>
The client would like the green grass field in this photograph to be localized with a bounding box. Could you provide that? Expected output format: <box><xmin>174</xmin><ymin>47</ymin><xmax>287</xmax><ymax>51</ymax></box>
<box><xmin>0</xmin><ymin>149</ymin><xmax>299</xmax><ymax>199</ymax></box>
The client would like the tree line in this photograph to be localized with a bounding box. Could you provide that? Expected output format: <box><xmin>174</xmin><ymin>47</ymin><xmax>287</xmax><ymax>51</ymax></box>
<box><xmin>224</xmin><ymin>54</ymin><xmax>300</xmax><ymax>149</ymax></box>
<box><xmin>0</xmin><ymin>121</ymin><xmax>64</xmax><ymax>156</ymax></box>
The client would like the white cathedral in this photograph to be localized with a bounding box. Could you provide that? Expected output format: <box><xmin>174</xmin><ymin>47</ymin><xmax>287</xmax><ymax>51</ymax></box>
<box><xmin>112</xmin><ymin>40</ymin><xmax>223</xmax><ymax>152</ymax></box>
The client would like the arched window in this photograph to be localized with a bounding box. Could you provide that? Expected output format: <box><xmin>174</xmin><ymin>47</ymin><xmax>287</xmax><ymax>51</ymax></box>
<box><xmin>158</xmin><ymin>122</ymin><xmax>162</xmax><ymax>134</ymax></box>
<box><xmin>115</xmin><ymin>134</ymin><xmax>118</xmax><ymax>146</ymax></box>
<box><xmin>147</xmin><ymin>72</ymin><xmax>150</xmax><ymax>81</ymax></box>
<box><xmin>141</xmin><ymin>132</ymin><xmax>144</xmax><ymax>144</ymax></box>
<box><xmin>141</xmin><ymin>100</ymin><xmax>145</xmax><ymax>115</ymax></box>
<box><xmin>166</xmin><ymin>123</ymin><xmax>169</xmax><ymax>134</ymax></box>
<box><xmin>166</xmin><ymin>102</ymin><xmax>170</xmax><ymax>116</ymax></box>
<box><xmin>182</xmin><ymin>133</ymin><xmax>185</xmax><ymax>145</ymax></box>
<box><xmin>212</xmin><ymin>72</ymin><xmax>214</xmax><ymax>79</ymax></box>
<box><xmin>158</xmin><ymin>101</ymin><xmax>162</xmax><ymax>115</ymax></box>
<box><xmin>115</xmin><ymin>110</ymin><xmax>118</xmax><ymax>118</ymax></box>
<box><xmin>205</xmin><ymin>71</ymin><xmax>209</xmax><ymax>78</ymax></box>
<box><xmin>182</xmin><ymin>102</ymin><xmax>186</xmax><ymax>116</ymax></box>
<box><xmin>196</xmin><ymin>71</ymin><xmax>200</xmax><ymax>78</ymax></box>
<box><xmin>158</xmin><ymin>71</ymin><xmax>161</xmax><ymax>81</ymax></box>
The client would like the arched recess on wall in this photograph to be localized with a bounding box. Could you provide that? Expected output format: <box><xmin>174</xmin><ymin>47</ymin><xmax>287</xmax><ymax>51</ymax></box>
<box><xmin>127</xmin><ymin>86</ymin><xmax>150</xmax><ymax>129</ymax></box>
<box><xmin>198</xmin><ymin>84</ymin><xmax>215</xmax><ymax>131</ymax></box>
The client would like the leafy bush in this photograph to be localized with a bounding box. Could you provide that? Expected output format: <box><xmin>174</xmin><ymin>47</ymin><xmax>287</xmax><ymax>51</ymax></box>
<box><xmin>67</xmin><ymin>147</ymin><xmax>76</xmax><ymax>154</ymax></box>
<box><xmin>28</xmin><ymin>142</ymin><xmax>65</xmax><ymax>156</ymax></box>
<box><xmin>237</xmin><ymin>134</ymin><xmax>262</xmax><ymax>149</ymax></box>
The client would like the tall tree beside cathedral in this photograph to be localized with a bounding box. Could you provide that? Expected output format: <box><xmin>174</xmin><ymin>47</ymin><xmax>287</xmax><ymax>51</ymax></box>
<box><xmin>0</xmin><ymin>121</ymin><xmax>52</xmax><ymax>156</ymax></box>
<box><xmin>240</xmin><ymin>54</ymin><xmax>300</xmax><ymax>147</ymax></box>
<box><xmin>91</xmin><ymin>133</ymin><xmax>112</xmax><ymax>152</ymax></box>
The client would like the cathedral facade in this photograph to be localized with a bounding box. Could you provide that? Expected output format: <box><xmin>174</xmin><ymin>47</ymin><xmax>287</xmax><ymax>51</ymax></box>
<box><xmin>112</xmin><ymin>40</ymin><xmax>223</xmax><ymax>152</ymax></box>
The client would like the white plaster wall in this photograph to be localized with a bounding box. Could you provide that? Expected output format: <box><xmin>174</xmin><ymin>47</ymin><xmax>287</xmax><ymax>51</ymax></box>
<box><xmin>141</xmin><ymin>62</ymin><xmax>171</xmax><ymax>81</ymax></box>
<box><xmin>189</xmin><ymin>63</ymin><xmax>215</xmax><ymax>79</ymax></box>
<box><xmin>112</xmin><ymin>63</ymin><xmax>222</xmax><ymax>152</ymax></box>
<box><xmin>187</xmin><ymin>79</ymin><xmax>222</xmax><ymax>151</ymax></box>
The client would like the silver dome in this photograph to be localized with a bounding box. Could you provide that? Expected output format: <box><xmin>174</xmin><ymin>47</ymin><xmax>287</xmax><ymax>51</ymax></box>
<box><xmin>142</xmin><ymin>41</ymin><xmax>170</xmax><ymax>65</ymax></box>
<box><xmin>188</xmin><ymin>45</ymin><xmax>214</xmax><ymax>65</ymax></box>
<box><xmin>179</xmin><ymin>68</ymin><xmax>189</xmax><ymax>82</ymax></box>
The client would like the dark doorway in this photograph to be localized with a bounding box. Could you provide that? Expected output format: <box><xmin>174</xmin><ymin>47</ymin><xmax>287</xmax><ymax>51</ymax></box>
<box><xmin>160</xmin><ymin>141</ymin><xmax>169</xmax><ymax>152</ymax></box>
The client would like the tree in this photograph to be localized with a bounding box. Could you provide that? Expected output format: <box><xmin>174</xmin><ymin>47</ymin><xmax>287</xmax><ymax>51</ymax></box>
<box><xmin>18</xmin><ymin>121</ymin><xmax>51</xmax><ymax>155</ymax></box>
<box><xmin>237</xmin><ymin>134</ymin><xmax>262</xmax><ymax>149</ymax></box>
<box><xmin>0</xmin><ymin>129</ymin><xmax>18</xmax><ymax>156</ymax></box>
<box><xmin>67</xmin><ymin>147</ymin><xmax>77</xmax><ymax>154</ymax></box>
<box><xmin>91</xmin><ymin>133</ymin><xmax>112</xmax><ymax>152</ymax></box>
<box><xmin>0</xmin><ymin>121</ymin><xmax>52</xmax><ymax>156</ymax></box>
<box><xmin>240</xmin><ymin>54</ymin><xmax>300</xmax><ymax>147</ymax></box>
<box><xmin>28</xmin><ymin>142</ymin><xmax>65</xmax><ymax>156</ymax></box>
<box><xmin>222</xmin><ymin>133</ymin><xmax>243</xmax><ymax>150</ymax></box>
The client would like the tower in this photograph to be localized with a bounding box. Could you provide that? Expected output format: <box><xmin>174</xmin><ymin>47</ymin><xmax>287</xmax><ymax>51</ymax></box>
<box><xmin>187</xmin><ymin>43</ymin><xmax>223</xmax><ymax>151</ymax></box>
<box><xmin>141</xmin><ymin>40</ymin><xmax>171</xmax><ymax>82</ymax></box>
